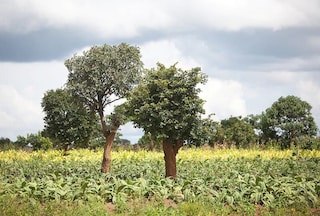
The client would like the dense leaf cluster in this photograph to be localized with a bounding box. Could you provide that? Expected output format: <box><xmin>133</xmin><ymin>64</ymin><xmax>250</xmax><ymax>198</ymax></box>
<box><xmin>41</xmin><ymin>89</ymin><xmax>95</xmax><ymax>148</ymax></box>
<box><xmin>65</xmin><ymin>43</ymin><xmax>143</xmax><ymax>112</ymax></box>
<box><xmin>260</xmin><ymin>96</ymin><xmax>318</xmax><ymax>148</ymax></box>
<box><xmin>127</xmin><ymin>63</ymin><xmax>207</xmax><ymax>142</ymax></box>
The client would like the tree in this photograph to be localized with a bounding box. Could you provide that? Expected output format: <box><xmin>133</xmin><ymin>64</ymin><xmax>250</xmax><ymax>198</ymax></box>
<box><xmin>137</xmin><ymin>132</ymin><xmax>162</xmax><ymax>151</ymax></box>
<box><xmin>126</xmin><ymin>63</ymin><xmax>207</xmax><ymax>178</ymax></box>
<box><xmin>0</xmin><ymin>137</ymin><xmax>11</xmax><ymax>145</ymax></box>
<box><xmin>15</xmin><ymin>132</ymin><xmax>52</xmax><ymax>151</ymax></box>
<box><xmin>220</xmin><ymin>116</ymin><xmax>256</xmax><ymax>148</ymax></box>
<box><xmin>15</xmin><ymin>135</ymin><xmax>28</xmax><ymax>148</ymax></box>
<box><xmin>188</xmin><ymin>114</ymin><xmax>219</xmax><ymax>147</ymax></box>
<box><xmin>261</xmin><ymin>95</ymin><xmax>317</xmax><ymax>149</ymax></box>
<box><xmin>0</xmin><ymin>137</ymin><xmax>13</xmax><ymax>150</ymax></box>
<box><xmin>41</xmin><ymin>89</ymin><xmax>96</xmax><ymax>152</ymax></box>
<box><xmin>65</xmin><ymin>43</ymin><xmax>143</xmax><ymax>173</ymax></box>
<box><xmin>25</xmin><ymin>132</ymin><xmax>53</xmax><ymax>151</ymax></box>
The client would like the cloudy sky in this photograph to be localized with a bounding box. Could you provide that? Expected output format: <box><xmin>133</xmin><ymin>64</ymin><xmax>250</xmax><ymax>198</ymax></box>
<box><xmin>1</xmin><ymin>0</ymin><xmax>320</xmax><ymax>143</ymax></box>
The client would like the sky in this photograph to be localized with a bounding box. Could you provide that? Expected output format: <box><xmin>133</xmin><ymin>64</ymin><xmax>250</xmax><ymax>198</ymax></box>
<box><xmin>1</xmin><ymin>0</ymin><xmax>320</xmax><ymax>143</ymax></box>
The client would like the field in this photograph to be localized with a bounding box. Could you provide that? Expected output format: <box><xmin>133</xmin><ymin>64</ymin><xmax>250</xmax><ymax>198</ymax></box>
<box><xmin>1</xmin><ymin>148</ymin><xmax>320</xmax><ymax>215</ymax></box>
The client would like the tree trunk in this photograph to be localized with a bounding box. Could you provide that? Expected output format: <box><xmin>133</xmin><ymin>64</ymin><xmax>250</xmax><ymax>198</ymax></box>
<box><xmin>98</xmin><ymin>104</ymin><xmax>120</xmax><ymax>173</ymax></box>
<box><xmin>63</xmin><ymin>144</ymin><xmax>69</xmax><ymax>156</ymax></box>
<box><xmin>162</xmin><ymin>139</ymin><xmax>183</xmax><ymax>178</ymax></box>
<box><xmin>101</xmin><ymin>130</ymin><xmax>117</xmax><ymax>173</ymax></box>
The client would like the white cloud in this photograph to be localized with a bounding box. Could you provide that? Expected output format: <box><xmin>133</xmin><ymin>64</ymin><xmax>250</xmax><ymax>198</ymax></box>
<box><xmin>140</xmin><ymin>40</ymin><xmax>200</xmax><ymax>69</ymax></box>
<box><xmin>0</xmin><ymin>61</ymin><xmax>68</xmax><ymax>140</ymax></box>
<box><xmin>1</xmin><ymin>0</ymin><xmax>319</xmax><ymax>36</ymax></box>
<box><xmin>0</xmin><ymin>0</ymin><xmax>171</xmax><ymax>37</ymax></box>
<box><xmin>296</xmin><ymin>79</ymin><xmax>320</xmax><ymax>130</ymax></box>
<box><xmin>0</xmin><ymin>84</ymin><xmax>42</xmax><ymax>139</ymax></box>
<box><xmin>200</xmin><ymin>77</ymin><xmax>247</xmax><ymax>121</ymax></box>
<box><xmin>242</xmin><ymin>71</ymin><xmax>320</xmax><ymax>130</ymax></box>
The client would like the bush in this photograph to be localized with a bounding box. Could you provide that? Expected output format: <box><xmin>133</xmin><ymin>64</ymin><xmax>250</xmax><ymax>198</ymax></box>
<box><xmin>0</xmin><ymin>137</ymin><xmax>16</xmax><ymax>151</ymax></box>
<box><xmin>14</xmin><ymin>132</ymin><xmax>53</xmax><ymax>151</ymax></box>
<box><xmin>294</xmin><ymin>136</ymin><xmax>320</xmax><ymax>150</ymax></box>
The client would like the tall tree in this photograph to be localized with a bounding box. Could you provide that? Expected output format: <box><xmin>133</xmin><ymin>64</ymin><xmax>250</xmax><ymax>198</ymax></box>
<box><xmin>41</xmin><ymin>88</ymin><xmax>95</xmax><ymax>152</ymax></box>
<box><xmin>126</xmin><ymin>63</ymin><xmax>207</xmax><ymax>178</ymax></box>
<box><xmin>65</xmin><ymin>43</ymin><xmax>143</xmax><ymax>172</ymax></box>
<box><xmin>261</xmin><ymin>95</ymin><xmax>317</xmax><ymax>148</ymax></box>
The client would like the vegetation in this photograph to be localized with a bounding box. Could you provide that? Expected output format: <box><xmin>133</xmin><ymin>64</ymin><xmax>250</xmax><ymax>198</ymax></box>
<box><xmin>1</xmin><ymin>148</ymin><xmax>320</xmax><ymax>215</ymax></box>
<box><xmin>218</xmin><ymin>116</ymin><xmax>256</xmax><ymax>148</ymax></box>
<box><xmin>260</xmin><ymin>95</ymin><xmax>318</xmax><ymax>148</ymax></box>
<box><xmin>126</xmin><ymin>63</ymin><xmax>207</xmax><ymax>178</ymax></box>
<box><xmin>65</xmin><ymin>43</ymin><xmax>143</xmax><ymax>173</ymax></box>
<box><xmin>41</xmin><ymin>88</ymin><xmax>96</xmax><ymax>151</ymax></box>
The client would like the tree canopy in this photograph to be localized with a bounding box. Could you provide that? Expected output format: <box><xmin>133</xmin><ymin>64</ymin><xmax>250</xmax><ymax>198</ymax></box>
<box><xmin>41</xmin><ymin>88</ymin><xmax>95</xmax><ymax>149</ymax></box>
<box><xmin>65</xmin><ymin>43</ymin><xmax>143</xmax><ymax>113</ymax></box>
<box><xmin>261</xmin><ymin>95</ymin><xmax>317</xmax><ymax>148</ymax></box>
<box><xmin>220</xmin><ymin>116</ymin><xmax>256</xmax><ymax>148</ymax></box>
<box><xmin>127</xmin><ymin>63</ymin><xmax>207</xmax><ymax>141</ymax></box>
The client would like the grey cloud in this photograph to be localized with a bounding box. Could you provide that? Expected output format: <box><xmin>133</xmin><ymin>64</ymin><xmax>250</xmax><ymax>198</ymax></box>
<box><xmin>0</xmin><ymin>26</ymin><xmax>168</xmax><ymax>62</ymax></box>
<box><xmin>0</xmin><ymin>27</ymin><xmax>119</xmax><ymax>62</ymax></box>
<box><xmin>172</xmin><ymin>27</ymin><xmax>320</xmax><ymax>72</ymax></box>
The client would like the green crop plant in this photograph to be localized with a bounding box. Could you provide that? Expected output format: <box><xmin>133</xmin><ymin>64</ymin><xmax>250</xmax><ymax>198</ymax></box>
<box><xmin>0</xmin><ymin>148</ymin><xmax>319</xmax><ymax>215</ymax></box>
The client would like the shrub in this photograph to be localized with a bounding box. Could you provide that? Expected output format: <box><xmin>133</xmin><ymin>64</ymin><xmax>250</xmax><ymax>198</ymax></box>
<box><xmin>294</xmin><ymin>136</ymin><xmax>320</xmax><ymax>150</ymax></box>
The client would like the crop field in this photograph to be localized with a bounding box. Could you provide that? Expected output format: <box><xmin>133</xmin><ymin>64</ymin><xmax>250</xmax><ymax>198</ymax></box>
<box><xmin>1</xmin><ymin>148</ymin><xmax>320</xmax><ymax>215</ymax></box>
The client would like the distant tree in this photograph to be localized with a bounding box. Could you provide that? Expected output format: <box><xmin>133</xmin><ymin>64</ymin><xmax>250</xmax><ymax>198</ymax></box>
<box><xmin>26</xmin><ymin>132</ymin><xmax>53</xmax><ymax>151</ymax></box>
<box><xmin>41</xmin><ymin>89</ymin><xmax>96</xmax><ymax>152</ymax></box>
<box><xmin>15</xmin><ymin>135</ymin><xmax>28</xmax><ymax>148</ymax></box>
<box><xmin>15</xmin><ymin>132</ymin><xmax>52</xmax><ymax>151</ymax></box>
<box><xmin>211</xmin><ymin>123</ymin><xmax>227</xmax><ymax>146</ymax></box>
<box><xmin>65</xmin><ymin>43</ymin><xmax>143</xmax><ymax>173</ymax></box>
<box><xmin>127</xmin><ymin>63</ymin><xmax>207</xmax><ymax>178</ymax></box>
<box><xmin>114</xmin><ymin>133</ymin><xmax>131</xmax><ymax>145</ymax></box>
<box><xmin>137</xmin><ymin>132</ymin><xmax>162</xmax><ymax>151</ymax></box>
<box><xmin>245</xmin><ymin>114</ymin><xmax>264</xmax><ymax>144</ymax></box>
<box><xmin>261</xmin><ymin>95</ymin><xmax>317</xmax><ymax>149</ymax></box>
<box><xmin>0</xmin><ymin>137</ymin><xmax>11</xmax><ymax>145</ymax></box>
<box><xmin>220</xmin><ymin>116</ymin><xmax>256</xmax><ymax>148</ymax></box>
<box><xmin>0</xmin><ymin>137</ymin><xmax>13</xmax><ymax>150</ymax></box>
<box><xmin>188</xmin><ymin>114</ymin><xmax>219</xmax><ymax>147</ymax></box>
<box><xmin>112</xmin><ymin>132</ymin><xmax>130</xmax><ymax>145</ymax></box>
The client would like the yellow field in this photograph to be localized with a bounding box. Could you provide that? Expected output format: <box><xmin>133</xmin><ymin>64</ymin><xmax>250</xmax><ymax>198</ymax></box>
<box><xmin>1</xmin><ymin>148</ymin><xmax>319</xmax><ymax>163</ymax></box>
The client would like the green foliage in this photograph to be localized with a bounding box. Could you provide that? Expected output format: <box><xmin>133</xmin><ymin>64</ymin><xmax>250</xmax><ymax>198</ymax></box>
<box><xmin>0</xmin><ymin>137</ymin><xmax>14</xmax><ymax>151</ymax></box>
<box><xmin>127</xmin><ymin>63</ymin><xmax>207</xmax><ymax>142</ymax></box>
<box><xmin>294</xmin><ymin>136</ymin><xmax>320</xmax><ymax>150</ymax></box>
<box><xmin>107</xmin><ymin>103</ymin><xmax>131</xmax><ymax>130</ymax></box>
<box><xmin>65</xmin><ymin>43</ymin><xmax>143</xmax><ymax>113</ymax></box>
<box><xmin>17</xmin><ymin>132</ymin><xmax>53</xmax><ymax>150</ymax></box>
<box><xmin>137</xmin><ymin>132</ymin><xmax>162</xmax><ymax>151</ymax></box>
<box><xmin>0</xmin><ymin>137</ymin><xmax>11</xmax><ymax>145</ymax></box>
<box><xmin>0</xmin><ymin>149</ymin><xmax>320</xmax><ymax>215</ymax></box>
<box><xmin>188</xmin><ymin>114</ymin><xmax>219</xmax><ymax>147</ymax></box>
<box><xmin>42</xmin><ymin>88</ymin><xmax>96</xmax><ymax>148</ymax></box>
<box><xmin>14</xmin><ymin>135</ymin><xmax>28</xmax><ymax>148</ymax></box>
<box><xmin>219</xmin><ymin>116</ymin><xmax>257</xmax><ymax>148</ymax></box>
<box><xmin>0</xmin><ymin>195</ymin><xmax>107</xmax><ymax>216</ymax></box>
<box><xmin>261</xmin><ymin>95</ymin><xmax>318</xmax><ymax>149</ymax></box>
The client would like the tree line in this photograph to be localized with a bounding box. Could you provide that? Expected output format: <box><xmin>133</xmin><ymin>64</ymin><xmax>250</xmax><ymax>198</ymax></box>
<box><xmin>1</xmin><ymin>43</ymin><xmax>319</xmax><ymax>178</ymax></box>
